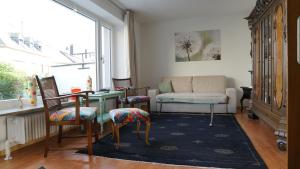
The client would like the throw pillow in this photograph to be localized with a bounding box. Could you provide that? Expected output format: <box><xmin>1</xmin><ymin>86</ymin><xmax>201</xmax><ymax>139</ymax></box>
<box><xmin>158</xmin><ymin>81</ymin><xmax>173</xmax><ymax>93</ymax></box>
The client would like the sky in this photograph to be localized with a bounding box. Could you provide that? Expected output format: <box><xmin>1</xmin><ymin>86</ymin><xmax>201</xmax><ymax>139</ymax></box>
<box><xmin>0</xmin><ymin>0</ymin><xmax>96</xmax><ymax>54</ymax></box>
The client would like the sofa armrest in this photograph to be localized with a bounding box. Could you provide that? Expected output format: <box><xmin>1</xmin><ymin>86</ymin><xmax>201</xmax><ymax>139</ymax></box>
<box><xmin>226</xmin><ymin>88</ymin><xmax>237</xmax><ymax>113</ymax></box>
<box><xmin>148</xmin><ymin>89</ymin><xmax>159</xmax><ymax>112</ymax></box>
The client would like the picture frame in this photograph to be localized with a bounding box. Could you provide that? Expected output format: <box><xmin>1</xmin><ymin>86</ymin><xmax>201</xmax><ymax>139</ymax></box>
<box><xmin>175</xmin><ymin>30</ymin><xmax>221</xmax><ymax>62</ymax></box>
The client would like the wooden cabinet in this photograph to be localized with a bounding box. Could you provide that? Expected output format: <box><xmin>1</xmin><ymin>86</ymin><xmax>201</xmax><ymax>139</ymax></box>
<box><xmin>246</xmin><ymin>0</ymin><xmax>287</xmax><ymax>135</ymax></box>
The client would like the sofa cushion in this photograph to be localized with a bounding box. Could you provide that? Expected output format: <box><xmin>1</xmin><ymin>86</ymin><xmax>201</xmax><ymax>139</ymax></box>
<box><xmin>163</xmin><ymin>76</ymin><xmax>192</xmax><ymax>93</ymax></box>
<box><xmin>156</xmin><ymin>93</ymin><xmax>228</xmax><ymax>104</ymax></box>
<box><xmin>158</xmin><ymin>80</ymin><xmax>173</xmax><ymax>93</ymax></box>
<box><xmin>192</xmin><ymin>76</ymin><xmax>226</xmax><ymax>93</ymax></box>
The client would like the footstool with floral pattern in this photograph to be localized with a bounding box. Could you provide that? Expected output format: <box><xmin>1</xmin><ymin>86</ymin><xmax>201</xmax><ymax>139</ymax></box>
<box><xmin>109</xmin><ymin>108</ymin><xmax>151</xmax><ymax>149</ymax></box>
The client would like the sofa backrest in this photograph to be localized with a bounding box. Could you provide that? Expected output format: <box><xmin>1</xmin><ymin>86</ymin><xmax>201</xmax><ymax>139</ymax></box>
<box><xmin>192</xmin><ymin>76</ymin><xmax>226</xmax><ymax>93</ymax></box>
<box><xmin>162</xmin><ymin>76</ymin><xmax>193</xmax><ymax>93</ymax></box>
<box><xmin>162</xmin><ymin>75</ymin><xmax>226</xmax><ymax>93</ymax></box>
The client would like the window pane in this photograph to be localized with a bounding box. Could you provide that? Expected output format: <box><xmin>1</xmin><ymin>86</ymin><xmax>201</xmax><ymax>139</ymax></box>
<box><xmin>101</xmin><ymin>26</ymin><xmax>112</xmax><ymax>88</ymax></box>
<box><xmin>0</xmin><ymin>0</ymin><xmax>96</xmax><ymax>99</ymax></box>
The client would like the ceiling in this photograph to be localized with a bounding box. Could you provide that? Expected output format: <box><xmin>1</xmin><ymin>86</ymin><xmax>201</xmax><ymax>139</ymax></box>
<box><xmin>110</xmin><ymin>0</ymin><xmax>257</xmax><ymax>23</ymax></box>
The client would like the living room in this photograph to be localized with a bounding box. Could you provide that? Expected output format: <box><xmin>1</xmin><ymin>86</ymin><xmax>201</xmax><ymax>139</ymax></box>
<box><xmin>0</xmin><ymin>0</ymin><xmax>299</xmax><ymax>168</ymax></box>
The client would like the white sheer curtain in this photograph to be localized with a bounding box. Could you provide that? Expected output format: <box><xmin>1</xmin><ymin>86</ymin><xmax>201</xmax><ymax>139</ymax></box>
<box><xmin>124</xmin><ymin>10</ymin><xmax>137</xmax><ymax>87</ymax></box>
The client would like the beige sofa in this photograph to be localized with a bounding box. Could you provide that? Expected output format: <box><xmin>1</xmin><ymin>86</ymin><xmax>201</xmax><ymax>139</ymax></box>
<box><xmin>148</xmin><ymin>75</ymin><xmax>237</xmax><ymax>114</ymax></box>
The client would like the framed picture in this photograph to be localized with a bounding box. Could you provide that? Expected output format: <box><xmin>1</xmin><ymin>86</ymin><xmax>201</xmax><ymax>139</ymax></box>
<box><xmin>175</xmin><ymin>30</ymin><xmax>221</xmax><ymax>62</ymax></box>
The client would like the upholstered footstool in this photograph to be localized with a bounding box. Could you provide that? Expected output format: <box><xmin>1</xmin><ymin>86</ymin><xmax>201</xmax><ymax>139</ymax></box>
<box><xmin>109</xmin><ymin>108</ymin><xmax>151</xmax><ymax>149</ymax></box>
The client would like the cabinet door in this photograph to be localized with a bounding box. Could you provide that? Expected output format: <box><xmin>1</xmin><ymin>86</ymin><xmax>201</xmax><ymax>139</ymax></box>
<box><xmin>260</xmin><ymin>20</ymin><xmax>265</xmax><ymax>102</ymax></box>
<box><xmin>260</xmin><ymin>15</ymin><xmax>273</xmax><ymax>105</ymax></box>
<box><xmin>274</xmin><ymin>4</ymin><xmax>284</xmax><ymax>109</ymax></box>
<box><xmin>254</xmin><ymin>27</ymin><xmax>261</xmax><ymax>99</ymax></box>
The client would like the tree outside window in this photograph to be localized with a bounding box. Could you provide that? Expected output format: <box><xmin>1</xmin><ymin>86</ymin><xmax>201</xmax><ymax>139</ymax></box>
<box><xmin>0</xmin><ymin>63</ymin><xmax>26</xmax><ymax>99</ymax></box>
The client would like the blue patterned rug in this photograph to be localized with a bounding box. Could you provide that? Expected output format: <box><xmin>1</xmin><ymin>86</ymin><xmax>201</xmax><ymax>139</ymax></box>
<box><xmin>78</xmin><ymin>114</ymin><xmax>266</xmax><ymax>169</ymax></box>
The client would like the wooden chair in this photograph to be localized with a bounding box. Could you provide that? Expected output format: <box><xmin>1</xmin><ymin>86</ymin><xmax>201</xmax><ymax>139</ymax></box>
<box><xmin>35</xmin><ymin>76</ymin><xmax>98</xmax><ymax>157</ymax></box>
<box><xmin>112</xmin><ymin>78</ymin><xmax>150</xmax><ymax>112</ymax></box>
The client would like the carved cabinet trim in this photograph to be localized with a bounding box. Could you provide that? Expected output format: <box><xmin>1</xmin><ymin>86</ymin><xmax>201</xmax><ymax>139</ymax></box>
<box><xmin>246</xmin><ymin>0</ymin><xmax>287</xmax><ymax>129</ymax></box>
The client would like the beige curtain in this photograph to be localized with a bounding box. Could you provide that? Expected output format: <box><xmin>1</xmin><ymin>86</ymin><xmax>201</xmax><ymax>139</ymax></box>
<box><xmin>124</xmin><ymin>10</ymin><xmax>137</xmax><ymax>87</ymax></box>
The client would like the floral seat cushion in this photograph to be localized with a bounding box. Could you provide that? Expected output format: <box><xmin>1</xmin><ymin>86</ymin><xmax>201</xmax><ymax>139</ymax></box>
<box><xmin>118</xmin><ymin>96</ymin><xmax>150</xmax><ymax>104</ymax></box>
<box><xmin>126</xmin><ymin>96</ymin><xmax>150</xmax><ymax>103</ymax></box>
<box><xmin>109</xmin><ymin>108</ymin><xmax>150</xmax><ymax>125</ymax></box>
<box><xmin>50</xmin><ymin>107</ymin><xmax>97</xmax><ymax>122</ymax></box>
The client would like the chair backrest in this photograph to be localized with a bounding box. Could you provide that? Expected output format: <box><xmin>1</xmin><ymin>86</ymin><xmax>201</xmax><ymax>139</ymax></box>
<box><xmin>112</xmin><ymin>78</ymin><xmax>138</xmax><ymax>96</ymax></box>
<box><xmin>112</xmin><ymin>78</ymin><xmax>132</xmax><ymax>89</ymax></box>
<box><xmin>36</xmin><ymin>76</ymin><xmax>61</xmax><ymax>109</ymax></box>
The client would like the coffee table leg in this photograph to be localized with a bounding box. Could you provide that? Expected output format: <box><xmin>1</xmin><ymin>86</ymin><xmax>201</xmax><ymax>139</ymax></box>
<box><xmin>145</xmin><ymin>121</ymin><xmax>151</xmax><ymax>145</ymax></box>
<box><xmin>209</xmin><ymin>104</ymin><xmax>214</xmax><ymax>127</ymax></box>
<box><xmin>99</xmin><ymin>98</ymin><xmax>105</xmax><ymax>134</ymax></box>
<box><xmin>159</xmin><ymin>102</ymin><xmax>162</xmax><ymax>115</ymax></box>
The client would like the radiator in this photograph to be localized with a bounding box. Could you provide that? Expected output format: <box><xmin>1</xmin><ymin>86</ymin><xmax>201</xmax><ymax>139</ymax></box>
<box><xmin>6</xmin><ymin>112</ymin><xmax>73</xmax><ymax>144</ymax></box>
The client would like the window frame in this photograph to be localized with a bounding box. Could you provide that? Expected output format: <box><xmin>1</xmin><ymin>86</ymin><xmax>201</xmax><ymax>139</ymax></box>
<box><xmin>55</xmin><ymin>0</ymin><xmax>111</xmax><ymax>91</ymax></box>
<box><xmin>0</xmin><ymin>0</ymin><xmax>114</xmax><ymax>107</ymax></box>
<box><xmin>100</xmin><ymin>24</ymin><xmax>113</xmax><ymax>89</ymax></box>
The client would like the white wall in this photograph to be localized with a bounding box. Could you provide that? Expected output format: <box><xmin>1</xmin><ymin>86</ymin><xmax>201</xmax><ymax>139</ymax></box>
<box><xmin>138</xmin><ymin>14</ymin><xmax>252</xmax><ymax>100</ymax></box>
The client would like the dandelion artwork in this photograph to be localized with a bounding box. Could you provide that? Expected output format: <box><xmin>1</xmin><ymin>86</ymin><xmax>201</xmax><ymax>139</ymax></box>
<box><xmin>175</xmin><ymin>30</ymin><xmax>221</xmax><ymax>62</ymax></box>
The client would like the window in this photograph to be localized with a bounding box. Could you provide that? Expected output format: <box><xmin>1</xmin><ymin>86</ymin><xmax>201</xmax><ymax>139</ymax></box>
<box><xmin>101</xmin><ymin>26</ymin><xmax>112</xmax><ymax>89</ymax></box>
<box><xmin>0</xmin><ymin>0</ymin><xmax>112</xmax><ymax>101</ymax></box>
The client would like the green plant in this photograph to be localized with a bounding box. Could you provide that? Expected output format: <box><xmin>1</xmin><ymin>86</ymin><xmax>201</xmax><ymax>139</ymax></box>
<box><xmin>0</xmin><ymin>63</ymin><xmax>26</xmax><ymax>100</ymax></box>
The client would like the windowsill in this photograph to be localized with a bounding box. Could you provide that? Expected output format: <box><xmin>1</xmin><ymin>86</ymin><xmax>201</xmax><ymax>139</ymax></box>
<box><xmin>0</xmin><ymin>104</ymin><xmax>44</xmax><ymax>116</ymax></box>
<box><xmin>0</xmin><ymin>98</ymin><xmax>74</xmax><ymax>116</ymax></box>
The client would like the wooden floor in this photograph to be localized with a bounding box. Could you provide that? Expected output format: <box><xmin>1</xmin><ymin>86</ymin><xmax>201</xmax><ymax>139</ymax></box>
<box><xmin>235</xmin><ymin>112</ymin><xmax>287</xmax><ymax>169</ymax></box>
<box><xmin>0</xmin><ymin>111</ymin><xmax>287</xmax><ymax>169</ymax></box>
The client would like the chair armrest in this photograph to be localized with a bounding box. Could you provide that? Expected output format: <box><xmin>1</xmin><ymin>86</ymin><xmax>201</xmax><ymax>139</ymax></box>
<box><xmin>71</xmin><ymin>90</ymin><xmax>94</xmax><ymax>107</ymax></box>
<box><xmin>60</xmin><ymin>91</ymin><xmax>94</xmax><ymax>107</ymax></box>
<box><xmin>72</xmin><ymin>90</ymin><xmax>95</xmax><ymax>95</ymax></box>
<box><xmin>226</xmin><ymin>88</ymin><xmax>237</xmax><ymax>113</ymax></box>
<box><xmin>44</xmin><ymin>94</ymin><xmax>86</xmax><ymax>101</ymax></box>
<box><xmin>60</xmin><ymin>90</ymin><xmax>94</xmax><ymax>97</ymax></box>
<box><xmin>121</xmin><ymin>86</ymin><xmax>150</xmax><ymax>98</ymax></box>
<box><xmin>148</xmin><ymin>89</ymin><xmax>159</xmax><ymax>111</ymax></box>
